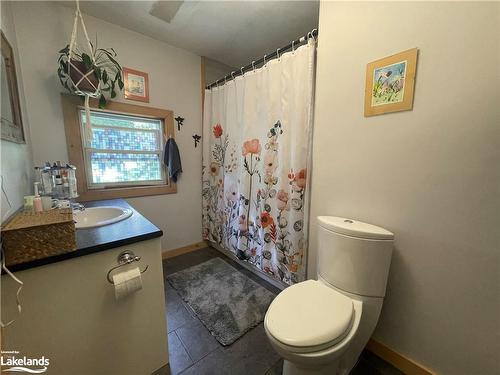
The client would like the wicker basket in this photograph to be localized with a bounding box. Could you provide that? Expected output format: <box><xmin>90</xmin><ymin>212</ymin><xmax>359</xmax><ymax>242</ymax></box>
<box><xmin>1</xmin><ymin>208</ymin><xmax>77</xmax><ymax>266</ymax></box>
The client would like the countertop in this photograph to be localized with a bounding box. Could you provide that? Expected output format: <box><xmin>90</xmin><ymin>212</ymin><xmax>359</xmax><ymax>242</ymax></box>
<box><xmin>4</xmin><ymin>199</ymin><xmax>163</xmax><ymax>273</ymax></box>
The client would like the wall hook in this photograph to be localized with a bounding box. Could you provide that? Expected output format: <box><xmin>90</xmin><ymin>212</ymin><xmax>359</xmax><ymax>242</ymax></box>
<box><xmin>192</xmin><ymin>134</ymin><xmax>201</xmax><ymax>148</ymax></box>
<box><xmin>174</xmin><ymin>116</ymin><xmax>185</xmax><ymax>131</ymax></box>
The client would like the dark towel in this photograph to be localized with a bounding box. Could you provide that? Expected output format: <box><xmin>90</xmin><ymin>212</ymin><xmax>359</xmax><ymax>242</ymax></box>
<box><xmin>164</xmin><ymin>138</ymin><xmax>182</xmax><ymax>182</ymax></box>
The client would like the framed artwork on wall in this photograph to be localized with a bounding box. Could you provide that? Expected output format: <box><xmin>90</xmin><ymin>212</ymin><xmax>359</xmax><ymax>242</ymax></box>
<box><xmin>1</xmin><ymin>31</ymin><xmax>25</xmax><ymax>143</ymax></box>
<box><xmin>123</xmin><ymin>67</ymin><xmax>149</xmax><ymax>103</ymax></box>
<box><xmin>364</xmin><ymin>48</ymin><xmax>418</xmax><ymax>117</ymax></box>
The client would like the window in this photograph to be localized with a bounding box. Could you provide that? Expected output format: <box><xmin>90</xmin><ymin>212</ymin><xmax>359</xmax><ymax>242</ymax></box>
<box><xmin>80</xmin><ymin>110</ymin><xmax>165</xmax><ymax>188</ymax></box>
<box><xmin>61</xmin><ymin>95</ymin><xmax>176</xmax><ymax>200</ymax></box>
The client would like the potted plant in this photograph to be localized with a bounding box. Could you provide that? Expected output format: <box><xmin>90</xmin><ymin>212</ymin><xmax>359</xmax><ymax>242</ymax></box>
<box><xmin>57</xmin><ymin>41</ymin><xmax>124</xmax><ymax>108</ymax></box>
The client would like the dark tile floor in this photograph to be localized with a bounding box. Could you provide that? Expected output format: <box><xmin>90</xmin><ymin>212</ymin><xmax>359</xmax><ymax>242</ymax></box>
<box><xmin>162</xmin><ymin>247</ymin><xmax>403</xmax><ymax>375</ymax></box>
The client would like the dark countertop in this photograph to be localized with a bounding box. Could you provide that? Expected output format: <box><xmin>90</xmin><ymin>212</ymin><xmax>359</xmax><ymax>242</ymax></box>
<box><xmin>4</xmin><ymin>199</ymin><xmax>162</xmax><ymax>273</ymax></box>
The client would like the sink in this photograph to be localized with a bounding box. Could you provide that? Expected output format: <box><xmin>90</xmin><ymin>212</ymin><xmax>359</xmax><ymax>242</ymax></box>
<box><xmin>73</xmin><ymin>206</ymin><xmax>133</xmax><ymax>229</ymax></box>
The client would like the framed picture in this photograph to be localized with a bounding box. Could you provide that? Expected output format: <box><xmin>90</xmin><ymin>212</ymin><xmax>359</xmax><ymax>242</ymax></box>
<box><xmin>364</xmin><ymin>48</ymin><xmax>418</xmax><ymax>117</ymax></box>
<box><xmin>1</xmin><ymin>31</ymin><xmax>25</xmax><ymax>143</ymax></box>
<box><xmin>123</xmin><ymin>67</ymin><xmax>149</xmax><ymax>103</ymax></box>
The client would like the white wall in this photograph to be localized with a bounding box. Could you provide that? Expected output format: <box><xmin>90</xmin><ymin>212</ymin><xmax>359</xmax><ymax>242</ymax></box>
<box><xmin>0</xmin><ymin>1</ymin><xmax>34</xmax><ymax>223</ymax></box>
<box><xmin>204</xmin><ymin>57</ymin><xmax>235</xmax><ymax>86</ymax></box>
<box><xmin>311</xmin><ymin>2</ymin><xmax>499</xmax><ymax>374</ymax></box>
<box><xmin>10</xmin><ymin>1</ymin><xmax>203</xmax><ymax>250</ymax></box>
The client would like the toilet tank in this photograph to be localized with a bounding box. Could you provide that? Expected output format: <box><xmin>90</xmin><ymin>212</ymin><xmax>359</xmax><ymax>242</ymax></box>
<box><xmin>317</xmin><ymin>216</ymin><xmax>394</xmax><ymax>297</ymax></box>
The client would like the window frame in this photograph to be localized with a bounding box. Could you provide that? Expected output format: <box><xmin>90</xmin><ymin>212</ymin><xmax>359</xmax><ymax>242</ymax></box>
<box><xmin>61</xmin><ymin>94</ymin><xmax>177</xmax><ymax>201</ymax></box>
<box><xmin>79</xmin><ymin>110</ymin><xmax>167</xmax><ymax>189</ymax></box>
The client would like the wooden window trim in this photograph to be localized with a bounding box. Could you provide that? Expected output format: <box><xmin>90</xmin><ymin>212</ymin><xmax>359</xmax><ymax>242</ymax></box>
<box><xmin>61</xmin><ymin>94</ymin><xmax>176</xmax><ymax>201</ymax></box>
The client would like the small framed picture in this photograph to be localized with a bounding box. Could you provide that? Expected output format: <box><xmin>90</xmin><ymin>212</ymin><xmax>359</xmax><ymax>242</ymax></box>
<box><xmin>364</xmin><ymin>48</ymin><xmax>418</xmax><ymax>117</ymax></box>
<box><xmin>123</xmin><ymin>67</ymin><xmax>149</xmax><ymax>103</ymax></box>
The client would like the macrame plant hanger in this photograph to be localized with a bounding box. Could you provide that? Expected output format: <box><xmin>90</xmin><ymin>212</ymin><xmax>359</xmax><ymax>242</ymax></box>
<box><xmin>67</xmin><ymin>0</ymin><xmax>100</xmax><ymax>144</ymax></box>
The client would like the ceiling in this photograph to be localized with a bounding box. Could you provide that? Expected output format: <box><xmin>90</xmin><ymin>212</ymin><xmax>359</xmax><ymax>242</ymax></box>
<box><xmin>66</xmin><ymin>1</ymin><xmax>319</xmax><ymax>68</ymax></box>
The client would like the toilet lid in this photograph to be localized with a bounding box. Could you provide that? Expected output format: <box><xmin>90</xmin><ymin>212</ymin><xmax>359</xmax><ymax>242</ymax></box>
<box><xmin>317</xmin><ymin>216</ymin><xmax>394</xmax><ymax>240</ymax></box>
<box><xmin>266</xmin><ymin>280</ymin><xmax>354</xmax><ymax>349</ymax></box>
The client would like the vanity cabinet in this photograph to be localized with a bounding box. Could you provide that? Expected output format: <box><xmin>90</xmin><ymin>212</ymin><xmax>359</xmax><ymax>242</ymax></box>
<box><xmin>1</xmin><ymin>238</ymin><xmax>168</xmax><ymax>374</ymax></box>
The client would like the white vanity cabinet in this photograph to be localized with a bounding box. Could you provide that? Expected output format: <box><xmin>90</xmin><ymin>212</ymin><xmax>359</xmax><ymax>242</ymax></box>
<box><xmin>1</xmin><ymin>238</ymin><xmax>168</xmax><ymax>375</ymax></box>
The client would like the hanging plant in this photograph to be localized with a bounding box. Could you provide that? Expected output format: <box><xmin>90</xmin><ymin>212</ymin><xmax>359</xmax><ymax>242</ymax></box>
<box><xmin>57</xmin><ymin>39</ymin><xmax>124</xmax><ymax>108</ymax></box>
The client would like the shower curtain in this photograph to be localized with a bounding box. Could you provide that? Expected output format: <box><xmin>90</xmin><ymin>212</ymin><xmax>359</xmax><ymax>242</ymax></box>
<box><xmin>202</xmin><ymin>39</ymin><xmax>316</xmax><ymax>285</ymax></box>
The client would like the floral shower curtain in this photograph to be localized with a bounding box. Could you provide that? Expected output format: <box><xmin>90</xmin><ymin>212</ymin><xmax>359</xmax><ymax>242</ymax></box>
<box><xmin>202</xmin><ymin>39</ymin><xmax>316</xmax><ymax>285</ymax></box>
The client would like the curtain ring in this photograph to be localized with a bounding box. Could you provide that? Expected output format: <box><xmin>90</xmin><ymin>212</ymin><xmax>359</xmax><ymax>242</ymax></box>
<box><xmin>240</xmin><ymin>67</ymin><xmax>244</xmax><ymax>76</ymax></box>
<box><xmin>231</xmin><ymin>71</ymin><xmax>235</xmax><ymax>80</ymax></box>
<box><xmin>263</xmin><ymin>54</ymin><xmax>267</xmax><ymax>66</ymax></box>
<box><xmin>291</xmin><ymin>40</ymin><xmax>295</xmax><ymax>53</ymax></box>
<box><xmin>276</xmin><ymin>48</ymin><xmax>280</xmax><ymax>60</ymax></box>
<box><xmin>252</xmin><ymin>61</ymin><xmax>256</xmax><ymax>71</ymax></box>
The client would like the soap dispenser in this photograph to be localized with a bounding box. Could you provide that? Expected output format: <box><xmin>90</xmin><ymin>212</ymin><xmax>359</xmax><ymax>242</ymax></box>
<box><xmin>33</xmin><ymin>182</ymin><xmax>43</xmax><ymax>213</ymax></box>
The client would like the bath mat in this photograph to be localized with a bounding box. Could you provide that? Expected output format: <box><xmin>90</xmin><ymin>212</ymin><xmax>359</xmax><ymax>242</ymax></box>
<box><xmin>167</xmin><ymin>257</ymin><xmax>276</xmax><ymax>345</ymax></box>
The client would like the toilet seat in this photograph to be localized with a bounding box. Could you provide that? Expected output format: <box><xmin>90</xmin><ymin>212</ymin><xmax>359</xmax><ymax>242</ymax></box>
<box><xmin>265</xmin><ymin>280</ymin><xmax>354</xmax><ymax>353</ymax></box>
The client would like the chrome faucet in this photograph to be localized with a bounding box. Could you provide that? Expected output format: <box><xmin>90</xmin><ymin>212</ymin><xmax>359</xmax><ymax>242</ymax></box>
<box><xmin>71</xmin><ymin>202</ymin><xmax>85</xmax><ymax>212</ymax></box>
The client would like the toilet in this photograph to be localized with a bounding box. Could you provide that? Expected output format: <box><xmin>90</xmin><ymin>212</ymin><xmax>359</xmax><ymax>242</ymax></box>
<box><xmin>264</xmin><ymin>216</ymin><xmax>394</xmax><ymax>375</ymax></box>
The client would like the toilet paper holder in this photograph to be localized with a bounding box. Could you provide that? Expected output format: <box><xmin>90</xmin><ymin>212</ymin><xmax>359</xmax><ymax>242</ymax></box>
<box><xmin>106</xmin><ymin>250</ymin><xmax>149</xmax><ymax>284</ymax></box>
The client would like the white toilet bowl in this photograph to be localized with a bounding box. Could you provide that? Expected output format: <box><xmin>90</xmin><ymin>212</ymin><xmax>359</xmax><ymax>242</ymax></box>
<box><xmin>264</xmin><ymin>216</ymin><xmax>394</xmax><ymax>375</ymax></box>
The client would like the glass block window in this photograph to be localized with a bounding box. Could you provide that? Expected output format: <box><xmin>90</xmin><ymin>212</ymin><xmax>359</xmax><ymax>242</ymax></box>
<box><xmin>79</xmin><ymin>110</ymin><xmax>166</xmax><ymax>188</ymax></box>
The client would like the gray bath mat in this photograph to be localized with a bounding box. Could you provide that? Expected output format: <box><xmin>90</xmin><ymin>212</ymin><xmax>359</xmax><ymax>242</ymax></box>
<box><xmin>167</xmin><ymin>257</ymin><xmax>276</xmax><ymax>345</ymax></box>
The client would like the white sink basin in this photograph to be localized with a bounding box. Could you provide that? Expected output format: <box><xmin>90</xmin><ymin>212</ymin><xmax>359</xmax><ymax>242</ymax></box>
<box><xmin>73</xmin><ymin>206</ymin><xmax>133</xmax><ymax>229</ymax></box>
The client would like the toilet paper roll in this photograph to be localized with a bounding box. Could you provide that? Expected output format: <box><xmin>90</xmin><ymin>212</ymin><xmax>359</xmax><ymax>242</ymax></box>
<box><xmin>112</xmin><ymin>267</ymin><xmax>143</xmax><ymax>300</ymax></box>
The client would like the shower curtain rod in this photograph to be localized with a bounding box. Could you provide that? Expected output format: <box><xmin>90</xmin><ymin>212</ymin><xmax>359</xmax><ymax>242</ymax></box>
<box><xmin>206</xmin><ymin>28</ymin><xmax>318</xmax><ymax>89</ymax></box>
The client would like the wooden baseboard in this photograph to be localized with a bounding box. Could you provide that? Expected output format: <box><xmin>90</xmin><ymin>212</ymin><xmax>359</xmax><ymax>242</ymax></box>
<box><xmin>151</xmin><ymin>362</ymin><xmax>170</xmax><ymax>375</ymax></box>
<box><xmin>162</xmin><ymin>241</ymin><xmax>208</xmax><ymax>259</ymax></box>
<box><xmin>367</xmin><ymin>339</ymin><xmax>436</xmax><ymax>375</ymax></box>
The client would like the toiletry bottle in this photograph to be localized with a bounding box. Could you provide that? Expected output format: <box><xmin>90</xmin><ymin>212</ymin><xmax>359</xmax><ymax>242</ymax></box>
<box><xmin>50</xmin><ymin>162</ymin><xmax>57</xmax><ymax>195</ymax></box>
<box><xmin>33</xmin><ymin>182</ymin><xmax>43</xmax><ymax>213</ymax></box>
<box><xmin>54</xmin><ymin>165</ymin><xmax>63</xmax><ymax>198</ymax></box>
<box><xmin>67</xmin><ymin>165</ymin><xmax>78</xmax><ymax>198</ymax></box>
<box><xmin>55</xmin><ymin>161</ymin><xmax>62</xmax><ymax>186</ymax></box>
<box><xmin>41</xmin><ymin>169</ymin><xmax>53</xmax><ymax>195</ymax></box>
<box><xmin>34</xmin><ymin>167</ymin><xmax>43</xmax><ymax>194</ymax></box>
<box><xmin>61</xmin><ymin>169</ymin><xmax>69</xmax><ymax>198</ymax></box>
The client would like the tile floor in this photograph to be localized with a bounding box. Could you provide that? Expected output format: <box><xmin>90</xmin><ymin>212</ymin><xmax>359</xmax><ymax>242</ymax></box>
<box><xmin>162</xmin><ymin>247</ymin><xmax>403</xmax><ymax>375</ymax></box>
